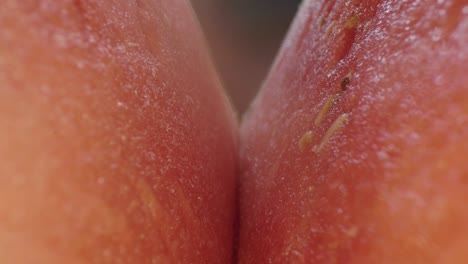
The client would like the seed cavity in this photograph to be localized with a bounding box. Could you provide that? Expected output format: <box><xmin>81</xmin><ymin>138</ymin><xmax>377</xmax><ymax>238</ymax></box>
<box><xmin>341</xmin><ymin>73</ymin><xmax>351</xmax><ymax>91</ymax></box>
<box><xmin>315</xmin><ymin>94</ymin><xmax>340</xmax><ymax>126</ymax></box>
<box><xmin>298</xmin><ymin>131</ymin><xmax>315</xmax><ymax>152</ymax></box>
<box><xmin>313</xmin><ymin>113</ymin><xmax>349</xmax><ymax>153</ymax></box>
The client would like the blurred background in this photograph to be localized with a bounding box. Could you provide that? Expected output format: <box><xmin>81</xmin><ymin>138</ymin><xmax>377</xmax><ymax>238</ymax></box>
<box><xmin>191</xmin><ymin>0</ymin><xmax>302</xmax><ymax>114</ymax></box>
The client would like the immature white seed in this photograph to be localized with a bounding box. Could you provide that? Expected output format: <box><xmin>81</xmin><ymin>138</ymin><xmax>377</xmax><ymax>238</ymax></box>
<box><xmin>345</xmin><ymin>226</ymin><xmax>359</xmax><ymax>238</ymax></box>
<box><xmin>344</xmin><ymin>14</ymin><xmax>358</xmax><ymax>29</ymax></box>
<box><xmin>126</xmin><ymin>42</ymin><xmax>139</xmax><ymax>47</ymax></box>
<box><xmin>298</xmin><ymin>131</ymin><xmax>314</xmax><ymax>152</ymax></box>
<box><xmin>315</xmin><ymin>93</ymin><xmax>340</xmax><ymax>126</ymax></box>
<box><xmin>313</xmin><ymin>113</ymin><xmax>349</xmax><ymax>153</ymax></box>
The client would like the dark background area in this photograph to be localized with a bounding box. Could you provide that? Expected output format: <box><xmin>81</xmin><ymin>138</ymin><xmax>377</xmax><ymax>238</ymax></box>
<box><xmin>191</xmin><ymin>0</ymin><xmax>302</xmax><ymax>114</ymax></box>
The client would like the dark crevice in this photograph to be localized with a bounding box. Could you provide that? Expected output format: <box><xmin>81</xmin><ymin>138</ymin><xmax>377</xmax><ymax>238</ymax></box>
<box><xmin>331</xmin><ymin>0</ymin><xmax>383</xmax><ymax>66</ymax></box>
<box><xmin>71</xmin><ymin>0</ymin><xmax>92</xmax><ymax>27</ymax></box>
<box><xmin>333</xmin><ymin>14</ymin><xmax>358</xmax><ymax>64</ymax></box>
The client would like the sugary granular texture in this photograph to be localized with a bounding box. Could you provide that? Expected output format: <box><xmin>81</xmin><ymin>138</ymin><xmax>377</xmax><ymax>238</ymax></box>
<box><xmin>0</xmin><ymin>1</ymin><xmax>237</xmax><ymax>263</ymax></box>
<box><xmin>239</xmin><ymin>0</ymin><xmax>468</xmax><ymax>263</ymax></box>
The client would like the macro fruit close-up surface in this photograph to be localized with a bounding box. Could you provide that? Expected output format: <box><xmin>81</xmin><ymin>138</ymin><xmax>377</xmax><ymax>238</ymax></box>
<box><xmin>238</xmin><ymin>0</ymin><xmax>468</xmax><ymax>263</ymax></box>
<box><xmin>0</xmin><ymin>0</ymin><xmax>237</xmax><ymax>263</ymax></box>
<box><xmin>2</xmin><ymin>0</ymin><xmax>468</xmax><ymax>263</ymax></box>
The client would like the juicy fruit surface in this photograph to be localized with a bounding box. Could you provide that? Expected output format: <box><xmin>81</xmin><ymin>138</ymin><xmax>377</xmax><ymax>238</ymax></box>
<box><xmin>0</xmin><ymin>0</ymin><xmax>237</xmax><ymax>263</ymax></box>
<box><xmin>239</xmin><ymin>0</ymin><xmax>468</xmax><ymax>263</ymax></box>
